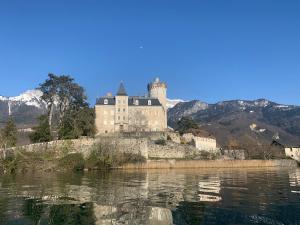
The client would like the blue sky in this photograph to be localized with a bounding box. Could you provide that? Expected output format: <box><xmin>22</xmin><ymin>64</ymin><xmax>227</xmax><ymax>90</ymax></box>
<box><xmin>0</xmin><ymin>0</ymin><xmax>300</xmax><ymax>105</ymax></box>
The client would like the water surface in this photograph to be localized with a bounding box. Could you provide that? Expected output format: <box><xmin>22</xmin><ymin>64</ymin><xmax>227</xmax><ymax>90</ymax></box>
<box><xmin>0</xmin><ymin>168</ymin><xmax>299</xmax><ymax>225</ymax></box>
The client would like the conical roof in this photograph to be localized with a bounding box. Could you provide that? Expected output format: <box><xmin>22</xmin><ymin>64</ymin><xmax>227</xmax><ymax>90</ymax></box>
<box><xmin>116</xmin><ymin>82</ymin><xmax>127</xmax><ymax>96</ymax></box>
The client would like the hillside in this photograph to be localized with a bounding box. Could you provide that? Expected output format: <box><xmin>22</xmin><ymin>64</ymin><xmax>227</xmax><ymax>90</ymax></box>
<box><xmin>168</xmin><ymin>99</ymin><xmax>300</xmax><ymax>147</ymax></box>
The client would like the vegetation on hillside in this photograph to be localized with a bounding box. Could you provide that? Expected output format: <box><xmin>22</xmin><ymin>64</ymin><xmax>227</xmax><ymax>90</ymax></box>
<box><xmin>176</xmin><ymin>117</ymin><xmax>199</xmax><ymax>135</ymax></box>
<box><xmin>175</xmin><ymin>117</ymin><xmax>212</xmax><ymax>137</ymax></box>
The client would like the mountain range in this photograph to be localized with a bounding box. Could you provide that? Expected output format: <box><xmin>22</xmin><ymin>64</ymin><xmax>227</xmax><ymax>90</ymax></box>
<box><xmin>1</xmin><ymin>90</ymin><xmax>299</xmax><ymax>147</ymax></box>
<box><xmin>168</xmin><ymin>99</ymin><xmax>300</xmax><ymax>147</ymax></box>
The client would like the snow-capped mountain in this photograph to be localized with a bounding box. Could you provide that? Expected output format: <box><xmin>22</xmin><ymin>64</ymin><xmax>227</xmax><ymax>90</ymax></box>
<box><xmin>0</xmin><ymin>89</ymin><xmax>46</xmax><ymax>109</ymax></box>
<box><xmin>166</xmin><ymin>98</ymin><xmax>186</xmax><ymax>109</ymax></box>
<box><xmin>0</xmin><ymin>90</ymin><xmax>47</xmax><ymax>127</ymax></box>
<box><xmin>9</xmin><ymin>90</ymin><xmax>44</xmax><ymax>108</ymax></box>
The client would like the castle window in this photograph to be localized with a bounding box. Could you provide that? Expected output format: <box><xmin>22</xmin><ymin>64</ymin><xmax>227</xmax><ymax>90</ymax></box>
<box><xmin>135</xmin><ymin>99</ymin><xmax>139</xmax><ymax>105</ymax></box>
<box><xmin>148</xmin><ymin>100</ymin><xmax>152</xmax><ymax>105</ymax></box>
<box><xmin>104</xmin><ymin>99</ymin><xmax>108</xmax><ymax>105</ymax></box>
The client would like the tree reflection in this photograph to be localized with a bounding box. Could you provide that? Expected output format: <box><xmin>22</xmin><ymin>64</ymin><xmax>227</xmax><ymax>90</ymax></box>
<box><xmin>172</xmin><ymin>201</ymin><xmax>206</xmax><ymax>225</ymax></box>
<box><xmin>22</xmin><ymin>198</ymin><xmax>44</xmax><ymax>225</ymax></box>
<box><xmin>48</xmin><ymin>202</ymin><xmax>95</xmax><ymax>225</ymax></box>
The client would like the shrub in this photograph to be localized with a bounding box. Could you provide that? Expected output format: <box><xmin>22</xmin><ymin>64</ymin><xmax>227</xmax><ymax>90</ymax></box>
<box><xmin>58</xmin><ymin>153</ymin><xmax>85</xmax><ymax>171</ymax></box>
<box><xmin>85</xmin><ymin>142</ymin><xmax>146</xmax><ymax>170</ymax></box>
<box><xmin>29</xmin><ymin>115</ymin><xmax>53</xmax><ymax>143</ymax></box>
<box><xmin>155</xmin><ymin>139</ymin><xmax>166</xmax><ymax>145</ymax></box>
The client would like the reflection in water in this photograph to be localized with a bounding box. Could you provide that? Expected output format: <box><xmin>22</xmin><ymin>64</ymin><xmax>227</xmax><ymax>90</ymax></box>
<box><xmin>289</xmin><ymin>169</ymin><xmax>300</xmax><ymax>194</ymax></box>
<box><xmin>198</xmin><ymin>177</ymin><xmax>221</xmax><ymax>202</ymax></box>
<box><xmin>0</xmin><ymin>168</ymin><xmax>299</xmax><ymax>224</ymax></box>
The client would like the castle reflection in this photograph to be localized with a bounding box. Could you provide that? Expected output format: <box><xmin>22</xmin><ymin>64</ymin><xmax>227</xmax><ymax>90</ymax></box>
<box><xmin>289</xmin><ymin>168</ymin><xmax>300</xmax><ymax>194</ymax></box>
<box><xmin>0</xmin><ymin>168</ymin><xmax>300</xmax><ymax>225</ymax></box>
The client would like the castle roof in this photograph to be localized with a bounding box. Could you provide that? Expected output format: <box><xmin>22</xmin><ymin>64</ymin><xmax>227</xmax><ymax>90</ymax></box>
<box><xmin>116</xmin><ymin>82</ymin><xmax>127</xmax><ymax>96</ymax></box>
<box><xmin>96</xmin><ymin>96</ymin><xmax>162</xmax><ymax>106</ymax></box>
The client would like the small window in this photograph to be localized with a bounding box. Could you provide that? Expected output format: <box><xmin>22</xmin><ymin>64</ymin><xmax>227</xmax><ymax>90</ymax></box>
<box><xmin>118</xmin><ymin>108</ymin><xmax>120</xmax><ymax>112</ymax></box>
<box><xmin>148</xmin><ymin>100</ymin><xmax>152</xmax><ymax>105</ymax></box>
<box><xmin>123</xmin><ymin>116</ymin><xmax>125</xmax><ymax>120</ymax></box>
<box><xmin>104</xmin><ymin>99</ymin><xmax>108</xmax><ymax>105</ymax></box>
<box><xmin>135</xmin><ymin>100</ymin><xmax>139</xmax><ymax>105</ymax></box>
<box><xmin>123</xmin><ymin>108</ymin><xmax>126</xmax><ymax>112</ymax></box>
<box><xmin>118</xmin><ymin>116</ymin><xmax>120</xmax><ymax>120</ymax></box>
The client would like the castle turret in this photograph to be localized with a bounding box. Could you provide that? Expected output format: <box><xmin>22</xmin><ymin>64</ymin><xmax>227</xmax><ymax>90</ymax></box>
<box><xmin>148</xmin><ymin>78</ymin><xmax>167</xmax><ymax>129</ymax></box>
<box><xmin>148</xmin><ymin>78</ymin><xmax>167</xmax><ymax>110</ymax></box>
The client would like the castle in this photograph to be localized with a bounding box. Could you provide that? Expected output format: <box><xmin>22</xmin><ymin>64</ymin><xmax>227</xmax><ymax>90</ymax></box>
<box><xmin>95</xmin><ymin>78</ymin><xmax>168</xmax><ymax>134</ymax></box>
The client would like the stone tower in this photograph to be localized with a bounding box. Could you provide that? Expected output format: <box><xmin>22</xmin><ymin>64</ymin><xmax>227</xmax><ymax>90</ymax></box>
<box><xmin>148</xmin><ymin>78</ymin><xmax>167</xmax><ymax>128</ymax></box>
<box><xmin>115</xmin><ymin>82</ymin><xmax>129</xmax><ymax>132</ymax></box>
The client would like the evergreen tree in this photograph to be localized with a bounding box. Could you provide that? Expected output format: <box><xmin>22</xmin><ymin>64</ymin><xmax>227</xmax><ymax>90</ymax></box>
<box><xmin>58</xmin><ymin>107</ymin><xmax>95</xmax><ymax>140</ymax></box>
<box><xmin>39</xmin><ymin>74</ymin><xmax>94</xmax><ymax>140</ymax></box>
<box><xmin>1</xmin><ymin>118</ymin><xmax>17</xmax><ymax>148</ymax></box>
<box><xmin>176</xmin><ymin>117</ymin><xmax>199</xmax><ymax>135</ymax></box>
<box><xmin>29</xmin><ymin>115</ymin><xmax>53</xmax><ymax>143</ymax></box>
<box><xmin>39</xmin><ymin>74</ymin><xmax>88</xmax><ymax>134</ymax></box>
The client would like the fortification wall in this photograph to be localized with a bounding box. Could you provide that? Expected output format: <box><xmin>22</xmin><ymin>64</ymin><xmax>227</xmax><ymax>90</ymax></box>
<box><xmin>147</xmin><ymin>141</ymin><xmax>198</xmax><ymax>159</ymax></box>
<box><xmin>0</xmin><ymin>137</ymin><xmax>149</xmax><ymax>160</ymax></box>
<box><xmin>222</xmin><ymin>150</ymin><xmax>246</xmax><ymax>160</ymax></box>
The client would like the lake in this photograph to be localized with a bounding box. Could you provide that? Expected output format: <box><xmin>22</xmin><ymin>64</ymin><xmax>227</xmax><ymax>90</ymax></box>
<box><xmin>0</xmin><ymin>168</ymin><xmax>299</xmax><ymax>225</ymax></box>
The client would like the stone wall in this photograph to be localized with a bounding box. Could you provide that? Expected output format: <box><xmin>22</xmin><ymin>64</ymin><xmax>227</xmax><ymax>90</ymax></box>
<box><xmin>182</xmin><ymin>133</ymin><xmax>195</xmax><ymax>143</ymax></box>
<box><xmin>175</xmin><ymin>133</ymin><xmax>218</xmax><ymax>153</ymax></box>
<box><xmin>166</xmin><ymin>132</ymin><xmax>181</xmax><ymax>144</ymax></box>
<box><xmin>221</xmin><ymin>150</ymin><xmax>246</xmax><ymax>160</ymax></box>
<box><xmin>95</xmin><ymin>136</ymin><xmax>148</xmax><ymax>159</ymax></box>
<box><xmin>0</xmin><ymin>137</ymin><xmax>149</xmax><ymax>160</ymax></box>
<box><xmin>0</xmin><ymin>138</ymin><xmax>96</xmax><ymax>160</ymax></box>
<box><xmin>193</xmin><ymin>136</ymin><xmax>217</xmax><ymax>152</ymax></box>
<box><xmin>148</xmin><ymin>140</ymin><xmax>199</xmax><ymax>159</ymax></box>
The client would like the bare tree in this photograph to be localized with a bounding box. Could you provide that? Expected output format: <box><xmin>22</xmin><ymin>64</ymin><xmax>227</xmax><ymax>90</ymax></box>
<box><xmin>129</xmin><ymin>111</ymin><xmax>148</xmax><ymax>132</ymax></box>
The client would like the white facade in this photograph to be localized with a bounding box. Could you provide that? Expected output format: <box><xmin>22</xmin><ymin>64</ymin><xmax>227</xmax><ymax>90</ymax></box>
<box><xmin>285</xmin><ymin>147</ymin><xmax>300</xmax><ymax>162</ymax></box>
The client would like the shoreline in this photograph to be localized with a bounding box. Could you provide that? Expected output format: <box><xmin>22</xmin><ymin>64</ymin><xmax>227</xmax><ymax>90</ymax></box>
<box><xmin>118</xmin><ymin>159</ymin><xmax>298</xmax><ymax>170</ymax></box>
